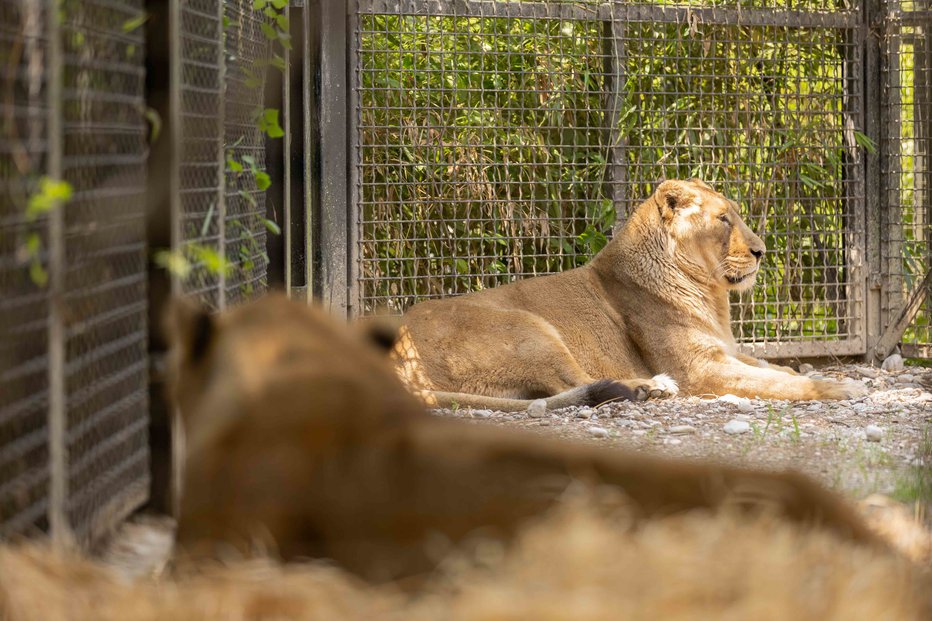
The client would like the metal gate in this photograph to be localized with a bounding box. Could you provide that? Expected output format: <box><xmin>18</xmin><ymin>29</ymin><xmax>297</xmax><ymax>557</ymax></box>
<box><xmin>297</xmin><ymin>0</ymin><xmax>929</xmax><ymax>362</ymax></box>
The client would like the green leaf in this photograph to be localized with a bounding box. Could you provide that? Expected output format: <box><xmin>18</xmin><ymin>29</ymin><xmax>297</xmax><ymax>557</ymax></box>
<box><xmin>854</xmin><ymin>130</ymin><xmax>878</xmax><ymax>155</ymax></box>
<box><xmin>241</xmin><ymin>154</ymin><xmax>256</xmax><ymax>169</ymax></box>
<box><xmin>252</xmin><ymin>0</ymin><xmax>267</xmax><ymax>9</ymax></box>
<box><xmin>275</xmin><ymin>14</ymin><xmax>289</xmax><ymax>31</ymax></box>
<box><xmin>29</xmin><ymin>261</ymin><xmax>48</xmax><ymax>287</ymax></box>
<box><xmin>121</xmin><ymin>13</ymin><xmax>148</xmax><ymax>33</ymax></box>
<box><xmin>260</xmin><ymin>21</ymin><xmax>277</xmax><ymax>41</ymax></box>
<box><xmin>153</xmin><ymin>249</ymin><xmax>192</xmax><ymax>279</ymax></box>
<box><xmin>254</xmin><ymin>170</ymin><xmax>271</xmax><ymax>190</ymax></box>
<box><xmin>144</xmin><ymin>106</ymin><xmax>162</xmax><ymax>142</ymax></box>
<box><xmin>257</xmin><ymin>108</ymin><xmax>284</xmax><ymax>138</ymax></box>
<box><xmin>26</xmin><ymin>177</ymin><xmax>73</xmax><ymax>220</ymax></box>
<box><xmin>188</xmin><ymin>244</ymin><xmax>232</xmax><ymax>276</ymax></box>
<box><xmin>271</xmin><ymin>0</ymin><xmax>287</xmax><ymax>9</ymax></box>
<box><xmin>222</xmin><ymin>15</ymin><xmax>231</xmax><ymax>29</ymax></box>
<box><xmin>262</xmin><ymin>218</ymin><xmax>282</xmax><ymax>235</ymax></box>
<box><xmin>226</xmin><ymin>154</ymin><xmax>243</xmax><ymax>173</ymax></box>
<box><xmin>270</xmin><ymin>55</ymin><xmax>286</xmax><ymax>71</ymax></box>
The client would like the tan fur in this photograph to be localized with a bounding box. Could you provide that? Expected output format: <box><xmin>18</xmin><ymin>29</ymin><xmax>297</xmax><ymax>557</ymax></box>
<box><xmin>2</xmin><ymin>502</ymin><xmax>929</xmax><ymax>621</ymax></box>
<box><xmin>163</xmin><ymin>294</ymin><xmax>881</xmax><ymax>584</ymax></box>
<box><xmin>396</xmin><ymin>179</ymin><xmax>862</xmax><ymax>410</ymax></box>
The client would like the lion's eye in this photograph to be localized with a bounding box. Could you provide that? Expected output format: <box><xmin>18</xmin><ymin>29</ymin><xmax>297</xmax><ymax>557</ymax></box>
<box><xmin>718</xmin><ymin>215</ymin><xmax>730</xmax><ymax>226</ymax></box>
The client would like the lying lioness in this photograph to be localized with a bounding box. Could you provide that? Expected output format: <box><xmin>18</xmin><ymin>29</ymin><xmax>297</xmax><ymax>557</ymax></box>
<box><xmin>395</xmin><ymin>179</ymin><xmax>863</xmax><ymax>410</ymax></box>
<box><xmin>166</xmin><ymin>294</ymin><xmax>879</xmax><ymax>583</ymax></box>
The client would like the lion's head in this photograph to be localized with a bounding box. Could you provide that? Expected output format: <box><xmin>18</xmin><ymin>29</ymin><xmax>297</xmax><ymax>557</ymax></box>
<box><xmin>649</xmin><ymin>179</ymin><xmax>765</xmax><ymax>292</ymax></box>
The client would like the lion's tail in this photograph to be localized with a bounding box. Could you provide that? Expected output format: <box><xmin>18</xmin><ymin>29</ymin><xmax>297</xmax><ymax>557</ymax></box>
<box><xmin>420</xmin><ymin>379</ymin><xmax>640</xmax><ymax>413</ymax></box>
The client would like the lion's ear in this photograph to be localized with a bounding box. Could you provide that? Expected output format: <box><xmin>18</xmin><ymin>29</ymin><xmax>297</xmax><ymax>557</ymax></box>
<box><xmin>655</xmin><ymin>179</ymin><xmax>694</xmax><ymax>220</ymax></box>
<box><xmin>354</xmin><ymin>315</ymin><xmax>402</xmax><ymax>353</ymax></box>
<box><xmin>687</xmin><ymin>177</ymin><xmax>713</xmax><ymax>191</ymax></box>
<box><xmin>163</xmin><ymin>297</ymin><xmax>216</xmax><ymax>365</ymax></box>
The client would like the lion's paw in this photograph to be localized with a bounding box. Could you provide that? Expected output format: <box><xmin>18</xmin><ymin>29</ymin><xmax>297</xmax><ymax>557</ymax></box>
<box><xmin>634</xmin><ymin>374</ymin><xmax>679</xmax><ymax>401</ymax></box>
<box><xmin>812</xmin><ymin>378</ymin><xmax>868</xmax><ymax>400</ymax></box>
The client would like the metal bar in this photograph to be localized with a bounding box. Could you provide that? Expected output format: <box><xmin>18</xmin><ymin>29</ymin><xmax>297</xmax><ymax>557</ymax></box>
<box><xmin>216</xmin><ymin>0</ymin><xmax>226</xmax><ymax>309</ymax></box>
<box><xmin>317</xmin><ymin>0</ymin><xmax>350</xmax><ymax>316</ymax></box>
<box><xmin>169</xmin><ymin>0</ymin><xmax>182</xmax><ymax>297</ymax></box>
<box><xmin>601</xmin><ymin>15</ymin><xmax>626</xmax><ymax>223</ymax></box>
<box><xmin>284</xmin><ymin>4</ymin><xmax>293</xmax><ymax>294</ymax></box>
<box><xmin>358</xmin><ymin>0</ymin><xmax>860</xmax><ymax>29</ymax></box>
<box><xmin>740</xmin><ymin>339</ymin><xmax>867</xmax><ymax>360</ymax></box>
<box><xmin>347</xmin><ymin>0</ymin><xmax>360</xmax><ymax>317</ymax></box>
<box><xmin>842</xmin><ymin>7</ymin><xmax>867</xmax><ymax>355</ymax></box>
<box><xmin>864</xmin><ymin>0</ymin><xmax>883</xmax><ymax>360</ymax></box>
<box><xmin>884</xmin><ymin>9</ymin><xmax>932</xmax><ymax>24</ymax></box>
<box><xmin>874</xmin><ymin>268</ymin><xmax>932</xmax><ymax>358</ymax></box>
<box><xmin>304</xmin><ymin>1</ymin><xmax>315</xmax><ymax>300</ymax></box>
<box><xmin>46</xmin><ymin>0</ymin><xmax>70</xmax><ymax>546</ymax></box>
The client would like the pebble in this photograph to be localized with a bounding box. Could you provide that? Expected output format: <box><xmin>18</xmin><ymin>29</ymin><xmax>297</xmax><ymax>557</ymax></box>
<box><xmin>473</xmin><ymin>409</ymin><xmax>492</xmax><ymax>419</ymax></box>
<box><xmin>799</xmin><ymin>363</ymin><xmax>815</xmax><ymax>374</ymax></box>
<box><xmin>882</xmin><ymin>353</ymin><xmax>905</xmax><ymax>372</ymax></box>
<box><xmin>723</xmin><ymin>420</ymin><xmax>752</xmax><ymax>435</ymax></box>
<box><xmin>734</xmin><ymin>414</ymin><xmax>752</xmax><ymax>422</ymax></box>
<box><xmin>631</xmin><ymin>429</ymin><xmax>647</xmax><ymax>436</ymax></box>
<box><xmin>718</xmin><ymin>394</ymin><xmax>753</xmax><ymax>411</ymax></box>
<box><xmin>538</xmin><ymin>419</ymin><xmax>551</xmax><ymax>427</ymax></box>
<box><xmin>865</xmin><ymin>425</ymin><xmax>883</xmax><ymax>442</ymax></box>
<box><xmin>527</xmin><ymin>399</ymin><xmax>547</xmax><ymax>418</ymax></box>
<box><xmin>575</xmin><ymin>408</ymin><xmax>594</xmax><ymax>419</ymax></box>
<box><xmin>669</xmin><ymin>425</ymin><xmax>697</xmax><ymax>435</ymax></box>
<box><xmin>664</xmin><ymin>438</ymin><xmax>682</xmax><ymax>446</ymax></box>
<box><xmin>588</xmin><ymin>426</ymin><xmax>609</xmax><ymax>438</ymax></box>
<box><xmin>857</xmin><ymin>367</ymin><xmax>879</xmax><ymax>379</ymax></box>
<box><xmin>897</xmin><ymin>374</ymin><xmax>915</xmax><ymax>385</ymax></box>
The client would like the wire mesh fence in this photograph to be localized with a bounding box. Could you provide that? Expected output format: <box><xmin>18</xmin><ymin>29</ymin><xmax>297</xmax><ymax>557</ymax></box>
<box><xmin>223</xmin><ymin>0</ymin><xmax>271</xmax><ymax>306</ymax></box>
<box><xmin>178</xmin><ymin>0</ymin><xmax>226</xmax><ymax>310</ymax></box>
<box><xmin>59</xmin><ymin>0</ymin><xmax>150</xmax><ymax>544</ymax></box>
<box><xmin>883</xmin><ymin>0</ymin><xmax>932</xmax><ymax>358</ymax></box>
<box><xmin>0</xmin><ymin>0</ymin><xmax>51</xmax><ymax>539</ymax></box>
<box><xmin>0</xmin><ymin>0</ymin><xmax>150</xmax><ymax>543</ymax></box>
<box><xmin>351</xmin><ymin>0</ymin><xmax>872</xmax><ymax>358</ymax></box>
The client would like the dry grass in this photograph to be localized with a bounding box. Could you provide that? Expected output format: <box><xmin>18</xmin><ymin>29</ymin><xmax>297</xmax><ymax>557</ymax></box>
<box><xmin>2</xmin><ymin>497</ymin><xmax>929</xmax><ymax>621</ymax></box>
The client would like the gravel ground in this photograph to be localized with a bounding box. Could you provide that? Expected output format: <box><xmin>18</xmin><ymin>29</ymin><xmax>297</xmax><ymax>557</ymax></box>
<box><xmin>433</xmin><ymin>361</ymin><xmax>932</xmax><ymax>504</ymax></box>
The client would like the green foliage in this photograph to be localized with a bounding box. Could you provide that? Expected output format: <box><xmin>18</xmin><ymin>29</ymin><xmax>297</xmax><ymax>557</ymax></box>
<box><xmin>20</xmin><ymin>177</ymin><xmax>73</xmax><ymax>287</ymax></box>
<box><xmin>355</xmin><ymin>12</ymin><xmax>887</xmax><ymax>344</ymax></box>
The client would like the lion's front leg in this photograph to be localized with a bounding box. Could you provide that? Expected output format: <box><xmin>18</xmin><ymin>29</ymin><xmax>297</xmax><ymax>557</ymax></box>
<box><xmin>735</xmin><ymin>352</ymin><xmax>798</xmax><ymax>376</ymax></box>
<box><xmin>694</xmin><ymin>356</ymin><xmax>863</xmax><ymax>401</ymax></box>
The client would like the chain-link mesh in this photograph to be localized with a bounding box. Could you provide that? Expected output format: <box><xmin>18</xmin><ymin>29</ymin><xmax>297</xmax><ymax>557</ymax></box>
<box><xmin>223</xmin><ymin>0</ymin><xmax>270</xmax><ymax>305</ymax></box>
<box><xmin>60</xmin><ymin>0</ymin><xmax>149</xmax><ymax>543</ymax></box>
<box><xmin>0</xmin><ymin>0</ymin><xmax>50</xmax><ymax>538</ymax></box>
<box><xmin>883</xmin><ymin>1</ymin><xmax>932</xmax><ymax>358</ymax></box>
<box><xmin>353</xmin><ymin>0</ymin><xmax>868</xmax><ymax>357</ymax></box>
<box><xmin>179</xmin><ymin>0</ymin><xmax>226</xmax><ymax>310</ymax></box>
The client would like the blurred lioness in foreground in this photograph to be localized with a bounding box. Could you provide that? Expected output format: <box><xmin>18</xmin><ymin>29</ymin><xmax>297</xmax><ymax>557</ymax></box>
<box><xmin>165</xmin><ymin>294</ymin><xmax>881</xmax><ymax>583</ymax></box>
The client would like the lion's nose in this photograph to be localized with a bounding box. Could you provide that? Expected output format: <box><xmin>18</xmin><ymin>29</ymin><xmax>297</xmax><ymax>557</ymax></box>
<box><xmin>750</xmin><ymin>247</ymin><xmax>764</xmax><ymax>262</ymax></box>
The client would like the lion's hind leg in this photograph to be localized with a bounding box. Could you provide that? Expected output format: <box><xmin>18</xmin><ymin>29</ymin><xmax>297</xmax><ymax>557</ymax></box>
<box><xmin>597</xmin><ymin>374</ymin><xmax>679</xmax><ymax>405</ymax></box>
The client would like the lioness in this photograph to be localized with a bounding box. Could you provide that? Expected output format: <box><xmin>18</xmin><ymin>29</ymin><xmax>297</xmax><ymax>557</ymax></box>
<box><xmin>165</xmin><ymin>294</ymin><xmax>879</xmax><ymax>583</ymax></box>
<box><xmin>395</xmin><ymin>179</ymin><xmax>862</xmax><ymax>410</ymax></box>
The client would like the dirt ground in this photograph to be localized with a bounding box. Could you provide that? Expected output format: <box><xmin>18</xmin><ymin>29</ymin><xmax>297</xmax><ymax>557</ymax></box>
<box><xmin>433</xmin><ymin>362</ymin><xmax>932</xmax><ymax>505</ymax></box>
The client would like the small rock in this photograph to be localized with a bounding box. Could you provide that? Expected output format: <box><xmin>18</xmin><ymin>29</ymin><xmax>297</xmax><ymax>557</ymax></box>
<box><xmin>882</xmin><ymin>353</ymin><xmax>904</xmax><ymax>372</ymax></box>
<box><xmin>473</xmin><ymin>409</ymin><xmax>492</xmax><ymax>419</ymax></box>
<box><xmin>735</xmin><ymin>414</ymin><xmax>752</xmax><ymax>422</ymax></box>
<box><xmin>897</xmin><ymin>374</ymin><xmax>915</xmax><ymax>385</ymax></box>
<box><xmin>670</xmin><ymin>425</ymin><xmax>697</xmax><ymax>435</ymax></box>
<box><xmin>527</xmin><ymin>399</ymin><xmax>547</xmax><ymax>418</ymax></box>
<box><xmin>799</xmin><ymin>363</ymin><xmax>815</xmax><ymax>374</ymax></box>
<box><xmin>808</xmin><ymin>403</ymin><xmax>822</xmax><ymax>411</ymax></box>
<box><xmin>588</xmin><ymin>426</ymin><xmax>609</xmax><ymax>438</ymax></box>
<box><xmin>575</xmin><ymin>408</ymin><xmax>594</xmax><ymax>419</ymax></box>
<box><xmin>664</xmin><ymin>438</ymin><xmax>682</xmax><ymax>446</ymax></box>
<box><xmin>631</xmin><ymin>429</ymin><xmax>647</xmax><ymax>436</ymax></box>
<box><xmin>538</xmin><ymin>419</ymin><xmax>551</xmax><ymax>427</ymax></box>
<box><xmin>718</xmin><ymin>394</ymin><xmax>753</xmax><ymax>411</ymax></box>
<box><xmin>857</xmin><ymin>366</ymin><xmax>879</xmax><ymax>379</ymax></box>
<box><xmin>723</xmin><ymin>420</ymin><xmax>752</xmax><ymax>435</ymax></box>
<box><xmin>865</xmin><ymin>425</ymin><xmax>883</xmax><ymax>442</ymax></box>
